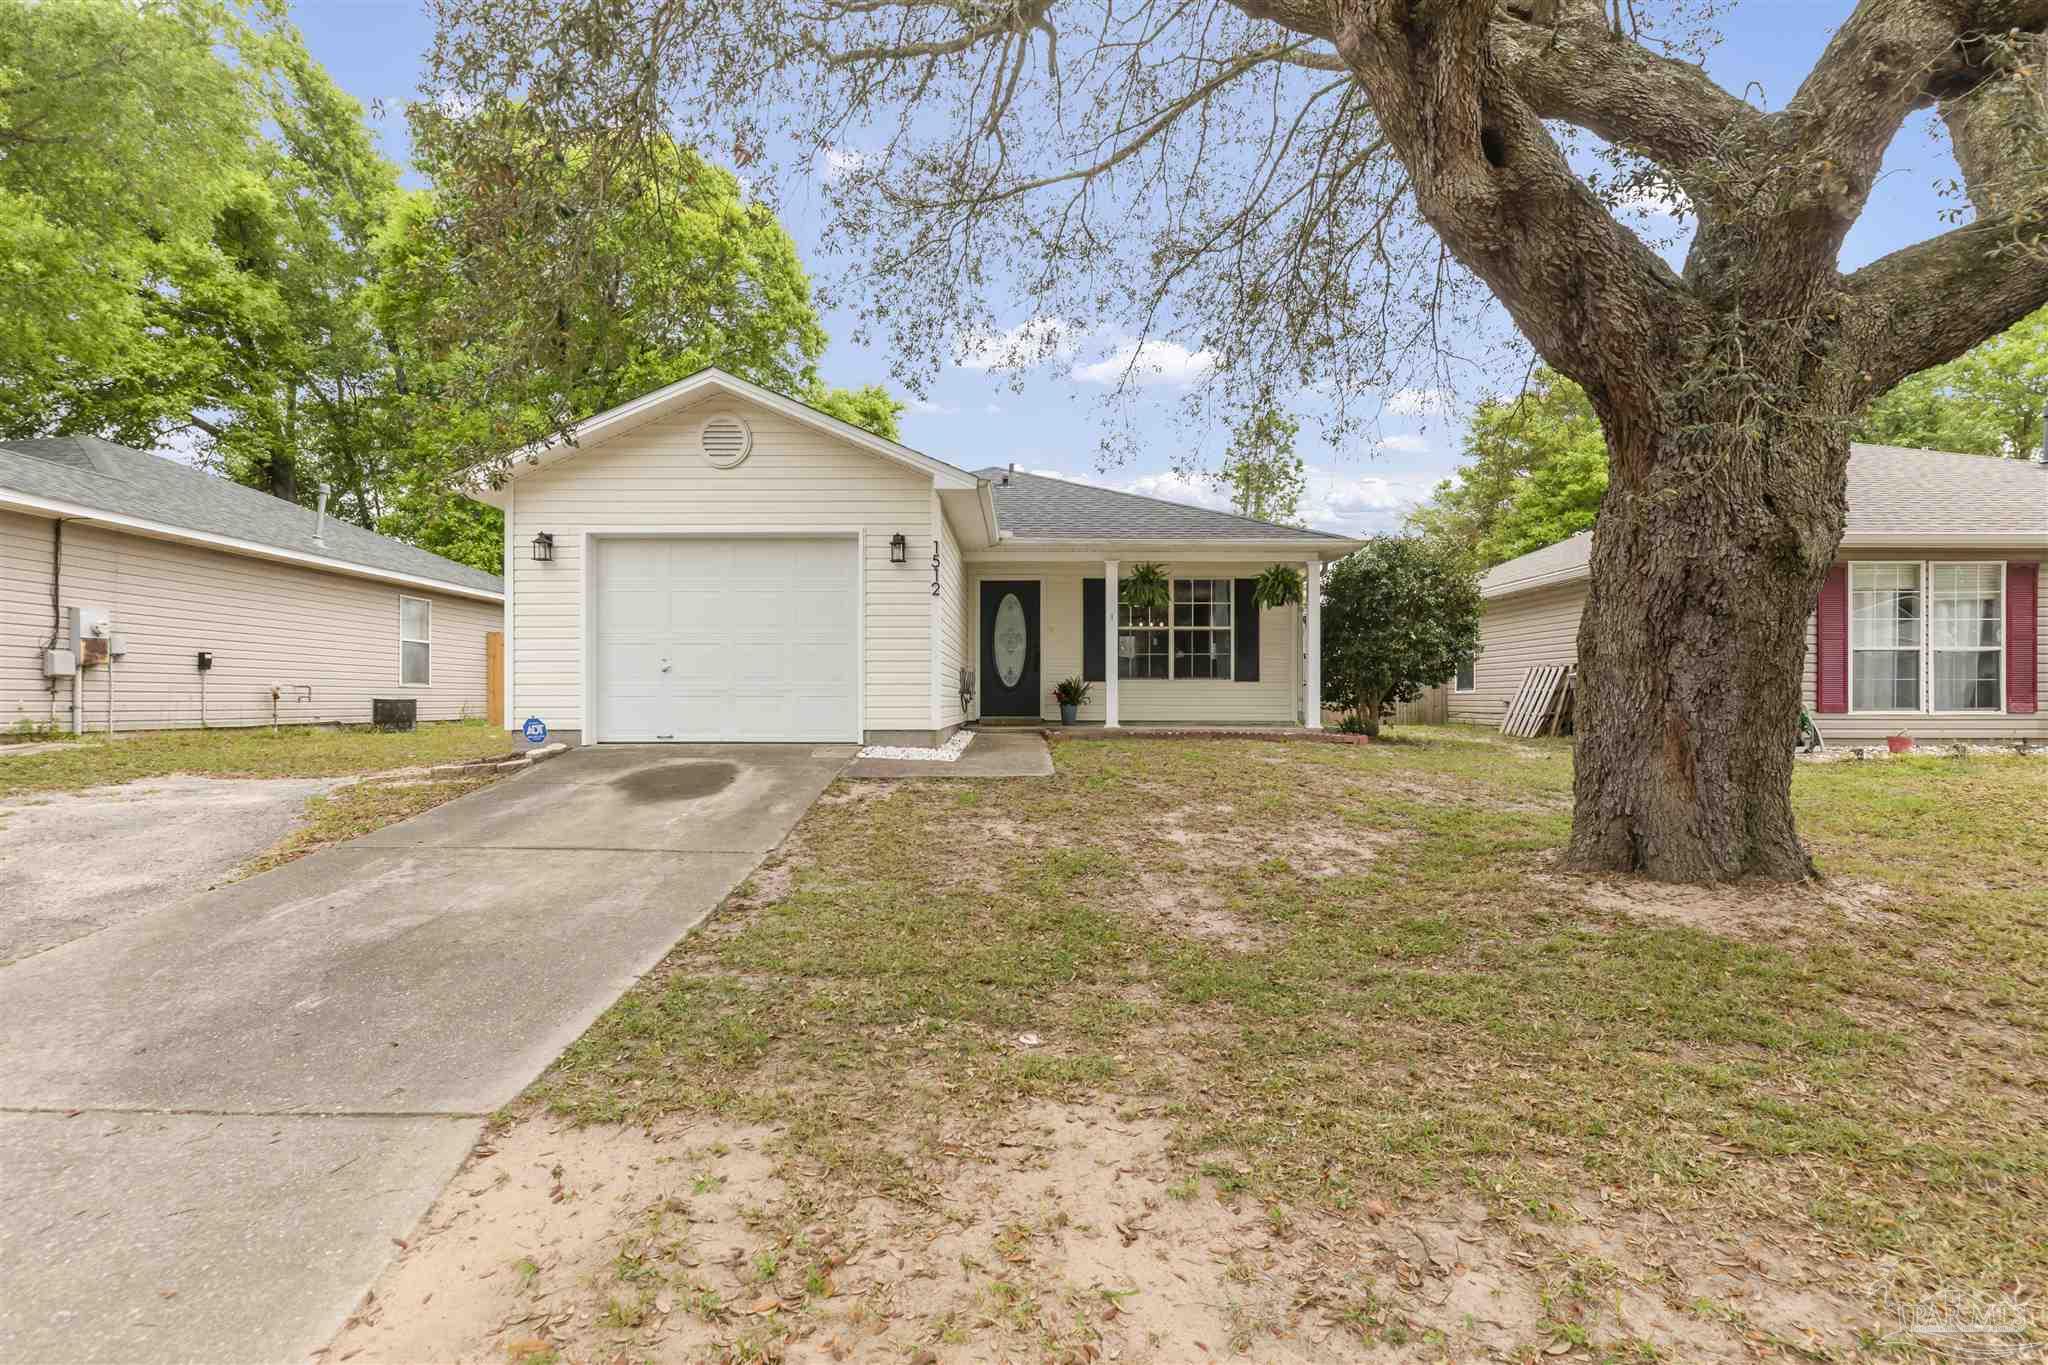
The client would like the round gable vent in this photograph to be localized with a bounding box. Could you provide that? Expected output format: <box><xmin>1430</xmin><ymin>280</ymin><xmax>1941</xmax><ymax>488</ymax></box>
<box><xmin>700</xmin><ymin>413</ymin><xmax>753</xmax><ymax>468</ymax></box>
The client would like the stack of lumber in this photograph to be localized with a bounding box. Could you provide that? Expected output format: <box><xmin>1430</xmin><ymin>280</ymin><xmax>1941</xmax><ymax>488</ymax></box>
<box><xmin>1501</xmin><ymin>665</ymin><xmax>1574</xmax><ymax>738</ymax></box>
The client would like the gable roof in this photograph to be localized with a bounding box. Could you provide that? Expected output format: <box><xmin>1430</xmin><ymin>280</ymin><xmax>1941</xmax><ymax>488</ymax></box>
<box><xmin>979</xmin><ymin>468</ymin><xmax>1352</xmax><ymax>545</ymax></box>
<box><xmin>473</xmin><ymin>367</ymin><xmax>983</xmax><ymax>501</ymax></box>
<box><xmin>0</xmin><ymin>437</ymin><xmax>503</xmax><ymax>601</ymax></box>
<box><xmin>1479</xmin><ymin>443</ymin><xmax>2048</xmax><ymax>599</ymax></box>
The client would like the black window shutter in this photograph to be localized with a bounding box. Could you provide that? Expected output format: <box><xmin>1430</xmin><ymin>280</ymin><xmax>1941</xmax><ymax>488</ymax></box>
<box><xmin>1082</xmin><ymin>578</ymin><xmax>1105</xmax><ymax>682</ymax></box>
<box><xmin>1233</xmin><ymin>579</ymin><xmax>1260</xmax><ymax>682</ymax></box>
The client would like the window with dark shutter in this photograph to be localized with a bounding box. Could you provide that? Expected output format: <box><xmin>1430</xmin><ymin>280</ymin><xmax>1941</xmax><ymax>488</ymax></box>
<box><xmin>1082</xmin><ymin>578</ymin><xmax>1105</xmax><ymax>682</ymax></box>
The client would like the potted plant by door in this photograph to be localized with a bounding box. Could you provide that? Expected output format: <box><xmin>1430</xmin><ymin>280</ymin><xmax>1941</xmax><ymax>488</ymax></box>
<box><xmin>1887</xmin><ymin>729</ymin><xmax>1914</xmax><ymax>754</ymax></box>
<box><xmin>1053</xmin><ymin>676</ymin><xmax>1093</xmax><ymax>725</ymax></box>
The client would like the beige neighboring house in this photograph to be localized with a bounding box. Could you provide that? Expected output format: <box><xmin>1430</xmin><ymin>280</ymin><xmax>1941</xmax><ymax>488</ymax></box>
<box><xmin>2</xmin><ymin>437</ymin><xmax>503</xmax><ymax>734</ymax></box>
<box><xmin>1450</xmin><ymin>443</ymin><xmax>2047</xmax><ymax>741</ymax></box>
<box><xmin>480</xmin><ymin>367</ymin><xmax>1361</xmax><ymax>747</ymax></box>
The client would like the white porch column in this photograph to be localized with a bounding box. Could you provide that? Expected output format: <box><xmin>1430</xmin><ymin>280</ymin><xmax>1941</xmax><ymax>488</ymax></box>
<box><xmin>1302</xmin><ymin>559</ymin><xmax>1322</xmax><ymax>729</ymax></box>
<box><xmin>1103</xmin><ymin>560</ymin><xmax>1120</xmax><ymax>729</ymax></box>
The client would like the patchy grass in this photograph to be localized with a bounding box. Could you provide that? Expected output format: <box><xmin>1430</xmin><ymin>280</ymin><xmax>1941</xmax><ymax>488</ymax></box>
<box><xmin>376</xmin><ymin>727</ymin><xmax>2045</xmax><ymax>1362</ymax></box>
<box><xmin>233</xmin><ymin>775</ymin><xmax>496</xmax><ymax>879</ymax></box>
<box><xmin>0</xmin><ymin>719</ymin><xmax>511</xmax><ymax>798</ymax></box>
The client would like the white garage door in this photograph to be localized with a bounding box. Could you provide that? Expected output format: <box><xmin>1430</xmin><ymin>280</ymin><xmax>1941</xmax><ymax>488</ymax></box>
<box><xmin>593</xmin><ymin>536</ymin><xmax>860</xmax><ymax>742</ymax></box>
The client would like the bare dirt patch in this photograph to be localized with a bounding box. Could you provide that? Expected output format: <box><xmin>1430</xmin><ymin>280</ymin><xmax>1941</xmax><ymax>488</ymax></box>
<box><xmin>334</xmin><ymin>1102</ymin><xmax>1883</xmax><ymax>1363</ymax></box>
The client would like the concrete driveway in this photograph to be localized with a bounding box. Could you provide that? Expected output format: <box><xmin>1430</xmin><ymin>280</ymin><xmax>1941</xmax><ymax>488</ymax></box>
<box><xmin>0</xmin><ymin>744</ymin><xmax>849</xmax><ymax>1364</ymax></box>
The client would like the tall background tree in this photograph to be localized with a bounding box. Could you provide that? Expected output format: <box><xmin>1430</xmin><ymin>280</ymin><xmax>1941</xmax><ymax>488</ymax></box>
<box><xmin>1407</xmin><ymin>368</ymin><xmax>1606</xmax><ymax>572</ymax></box>
<box><xmin>1</xmin><ymin>0</ymin><xmax>899</xmax><ymax>574</ymax></box>
<box><xmin>1216</xmin><ymin>407</ymin><xmax>1308</xmax><ymax>525</ymax></box>
<box><xmin>419</xmin><ymin>0</ymin><xmax>2048</xmax><ymax>881</ymax></box>
<box><xmin>1855</xmin><ymin>303</ymin><xmax>2048</xmax><ymax>457</ymax></box>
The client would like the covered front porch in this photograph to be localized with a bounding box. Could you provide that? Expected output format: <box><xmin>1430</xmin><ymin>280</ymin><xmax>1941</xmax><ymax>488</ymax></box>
<box><xmin>963</xmin><ymin>552</ymin><xmax>1335</xmax><ymax>728</ymax></box>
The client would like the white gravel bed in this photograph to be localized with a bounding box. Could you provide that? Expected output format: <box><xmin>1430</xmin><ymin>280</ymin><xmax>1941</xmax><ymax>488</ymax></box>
<box><xmin>858</xmin><ymin>731</ymin><xmax>977</xmax><ymax>762</ymax></box>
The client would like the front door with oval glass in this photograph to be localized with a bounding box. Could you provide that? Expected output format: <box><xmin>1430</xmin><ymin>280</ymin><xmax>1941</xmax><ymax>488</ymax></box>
<box><xmin>978</xmin><ymin>581</ymin><xmax>1041</xmax><ymax>718</ymax></box>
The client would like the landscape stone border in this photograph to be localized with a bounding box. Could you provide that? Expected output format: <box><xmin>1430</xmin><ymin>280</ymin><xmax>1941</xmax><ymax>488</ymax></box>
<box><xmin>429</xmin><ymin>742</ymin><xmax>570</xmax><ymax>780</ymax></box>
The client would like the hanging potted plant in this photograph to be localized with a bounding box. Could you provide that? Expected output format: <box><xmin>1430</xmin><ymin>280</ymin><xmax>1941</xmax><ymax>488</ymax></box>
<box><xmin>1252</xmin><ymin>564</ymin><xmax>1305</xmax><ymax>609</ymax></box>
<box><xmin>1121</xmin><ymin>562</ymin><xmax>1171</xmax><ymax>615</ymax></box>
<box><xmin>1052</xmin><ymin>676</ymin><xmax>1093</xmax><ymax>725</ymax></box>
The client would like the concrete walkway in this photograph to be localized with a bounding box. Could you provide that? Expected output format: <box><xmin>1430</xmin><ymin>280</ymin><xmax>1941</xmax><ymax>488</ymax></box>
<box><xmin>0</xmin><ymin>744</ymin><xmax>849</xmax><ymax>1364</ymax></box>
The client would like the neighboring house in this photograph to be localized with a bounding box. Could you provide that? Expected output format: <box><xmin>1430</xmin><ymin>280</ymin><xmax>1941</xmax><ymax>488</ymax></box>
<box><xmin>2</xmin><ymin>437</ymin><xmax>503</xmax><ymax>734</ymax></box>
<box><xmin>1451</xmin><ymin>443</ymin><xmax>2046</xmax><ymax>741</ymax></box>
<box><xmin>481</xmin><ymin>367</ymin><xmax>1360</xmax><ymax>746</ymax></box>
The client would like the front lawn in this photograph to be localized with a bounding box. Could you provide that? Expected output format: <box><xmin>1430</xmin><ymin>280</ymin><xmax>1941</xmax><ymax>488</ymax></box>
<box><xmin>0</xmin><ymin>718</ymin><xmax>513</xmax><ymax>798</ymax></box>
<box><xmin>338</xmin><ymin>729</ymin><xmax>2047</xmax><ymax>1363</ymax></box>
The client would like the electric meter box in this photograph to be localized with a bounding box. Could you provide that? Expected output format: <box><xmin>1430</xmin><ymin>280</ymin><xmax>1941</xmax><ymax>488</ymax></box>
<box><xmin>68</xmin><ymin>607</ymin><xmax>112</xmax><ymax>667</ymax></box>
<box><xmin>44</xmin><ymin>649</ymin><xmax>76</xmax><ymax>677</ymax></box>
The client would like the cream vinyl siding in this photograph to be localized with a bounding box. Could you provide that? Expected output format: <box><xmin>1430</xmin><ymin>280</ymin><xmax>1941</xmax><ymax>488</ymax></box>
<box><xmin>1</xmin><ymin>510</ymin><xmax>497</xmax><ymax>732</ymax></box>
<box><xmin>1804</xmin><ymin>550</ymin><xmax>2048</xmax><ymax>742</ymax></box>
<box><xmin>935</xmin><ymin>498</ymin><xmax>969</xmax><ymax>729</ymax></box>
<box><xmin>969</xmin><ymin>561</ymin><xmax>1299</xmax><ymax>724</ymax></box>
<box><xmin>1450</xmin><ymin>582</ymin><xmax>1586</xmax><ymax>725</ymax></box>
<box><xmin>503</xmin><ymin>394</ymin><xmax>934</xmax><ymax>736</ymax></box>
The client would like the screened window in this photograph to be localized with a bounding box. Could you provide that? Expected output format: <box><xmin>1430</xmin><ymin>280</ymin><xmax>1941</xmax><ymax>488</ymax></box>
<box><xmin>1117</xmin><ymin>588</ymin><xmax>1169</xmax><ymax>679</ymax></box>
<box><xmin>1118</xmin><ymin>577</ymin><xmax>1232</xmax><ymax>680</ymax></box>
<box><xmin>1850</xmin><ymin>563</ymin><xmax>1921</xmax><ymax>711</ymax></box>
<box><xmin>1172</xmin><ymin>578</ymin><xmax>1233</xmax><ymax>680</ymax></box>
<box><xmin>1930</xmin><ymin>562</ymin><xmax>2002</xmax><ymax>711</ymax></box>
<box><xmin>1849</xmin><ymin>562</ymin><xmax>2006</xmax><ymax>713</ymax></box>
<box><xmin>400</xmin><ymin>595</ymin><xmax>432</xmax><ymax>686</ymax></box>
<box><xmin>1454</xmin><ymin>658</ymin><xmax>1475</xmax><ymax>692</ymax></box>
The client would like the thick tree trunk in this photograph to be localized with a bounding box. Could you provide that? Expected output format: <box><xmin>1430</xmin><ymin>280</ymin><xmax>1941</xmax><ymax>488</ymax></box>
<box><xmin>1566</xmin><ymin>418</ymin><xmax>1849</xmax><ymax>882</ymax></box>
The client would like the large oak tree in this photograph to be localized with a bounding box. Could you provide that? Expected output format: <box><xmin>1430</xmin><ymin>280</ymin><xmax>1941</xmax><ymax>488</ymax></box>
<box><xmin>423</xmin><ymin>0</ymin><xmax>2048</xmax><ymax>881</ymax></box>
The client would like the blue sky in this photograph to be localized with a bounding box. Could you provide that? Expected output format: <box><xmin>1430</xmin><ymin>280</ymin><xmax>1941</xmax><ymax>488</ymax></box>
<box><xmin>295</xmin><ymin>0</ymin><xmax>1962</xmax><ymax>534</ymax></box>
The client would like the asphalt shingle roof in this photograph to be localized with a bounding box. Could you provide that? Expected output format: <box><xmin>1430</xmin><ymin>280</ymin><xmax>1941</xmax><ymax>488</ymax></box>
<box><xmin>1480</xmin><ymin>444</ymin><xmax>2048</xmax><ymax>598</ymax></box>
<box><xmin>977</xmin><ymin>467</ymin><xmax>1350</xmax><ymax>542</ymax></box>
<box><xmin>0</xmin><ymin>437</ymin><xmax>503</xmax><ymax>597</ymax></box>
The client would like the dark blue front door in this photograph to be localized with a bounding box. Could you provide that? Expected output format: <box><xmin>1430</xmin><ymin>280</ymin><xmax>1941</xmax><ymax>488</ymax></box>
<box><xmin>979</xmin><ymin>581</ymin><xmax>1041</xmax><ymax>717</ymax></box>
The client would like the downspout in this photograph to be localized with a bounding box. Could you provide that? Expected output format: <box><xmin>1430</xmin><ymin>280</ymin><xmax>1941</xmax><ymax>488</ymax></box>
<box><xmin>44</xmin><ymin>518</ymin><xmax>65</xmax><ymax>726</ymax></box>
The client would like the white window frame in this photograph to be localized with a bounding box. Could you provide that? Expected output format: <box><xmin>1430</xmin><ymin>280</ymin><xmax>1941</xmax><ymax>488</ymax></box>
<box><xmin>1454</xmin><ymin>658</ymin><xmax>1475</xmax><ymax>693</ymax></box>
<box><xmin>399</xmin><ymin>594</ymin><xmax>433</xmax><ymax>687</ymax></box>
<box><xmin>1846</xmin><ymin>560</ymin><xmax>2004</xmax><ymax>716</ymax></box>
<box><xmin>1117</xmin><ymin>576</ymin><xmax>1234</xmax><ymax>681</ymax></box>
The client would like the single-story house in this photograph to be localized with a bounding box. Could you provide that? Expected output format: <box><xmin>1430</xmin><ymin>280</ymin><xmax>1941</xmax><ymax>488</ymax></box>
<box><xmin>2</xmin><ymin>437</ymin><xmax>503</xmax><ymax>734</ymax></box>
<box><xmin>1450</xmin><ymin>442</ymin><xmax>2046</xmax><ymax>741</ymax></box>
<box><xmin>479</xmin><ymin>368</ymin><xmax>1360</xmax><ymax>746</ymax></box>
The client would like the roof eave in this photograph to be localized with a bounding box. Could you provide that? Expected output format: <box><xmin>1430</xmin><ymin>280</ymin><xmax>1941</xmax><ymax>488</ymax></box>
<box><xmin>0</xmin><ymin>489</ymin><xmax>504</xmax><ymax>603</ymax></box>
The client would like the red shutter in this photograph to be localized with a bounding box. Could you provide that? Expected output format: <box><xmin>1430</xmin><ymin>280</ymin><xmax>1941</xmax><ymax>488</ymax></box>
<box><xmin>2009</xmin><ymin>562</ymin><xmax>2039</xmax><ymax>715</ymax></box>
<box><xmin>1816</xmin><ymin>564</ymin><xmax>1849</xmax><ymax>714</ymax></box>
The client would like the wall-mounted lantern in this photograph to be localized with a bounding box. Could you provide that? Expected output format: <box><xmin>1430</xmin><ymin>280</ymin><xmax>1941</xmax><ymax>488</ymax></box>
<box><xmin>531</xmin><ymin>531</ymin><xmax>555</xmax><ymax>562</ymax></box>
<box><xmin>889</xmin><ymin>532</ymin><xmax>908</xmax><ymax>564</ymax></box>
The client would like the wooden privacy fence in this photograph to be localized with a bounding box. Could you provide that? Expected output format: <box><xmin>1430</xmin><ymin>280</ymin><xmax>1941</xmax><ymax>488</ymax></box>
<box><xmin>1387</xmin><ymin>687</ymin><xmax>1448</xmax><ymax>726</ymax></box>
<box><xmin>485</xmin><ymin>630</ymin><xmax>504</xmax><ymax>727</ymax></box>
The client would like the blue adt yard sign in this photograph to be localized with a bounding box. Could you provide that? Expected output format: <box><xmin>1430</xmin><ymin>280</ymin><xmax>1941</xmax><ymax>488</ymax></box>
<box><xmin>522</xmin><ymin>716</ymin><xmax>548</xmax><ymax>745</ymax></box>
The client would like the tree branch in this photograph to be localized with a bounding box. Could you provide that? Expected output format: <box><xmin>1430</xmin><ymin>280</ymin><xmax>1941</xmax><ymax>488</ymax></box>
<box><xmin>1842</xmin><ymin>208</ymin><xmax>2048</xmax><ymax>398</ymax></box>
<box><xmin>1491</xmin><ymin>2</ymin><xmax>1770</xmax><ymax>203</ymax></box>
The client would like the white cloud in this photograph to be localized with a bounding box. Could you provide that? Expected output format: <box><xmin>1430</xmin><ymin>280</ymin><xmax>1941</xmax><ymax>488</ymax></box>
<box><xmin>1070</xmin><ymin>338</ymin><xmax>1215</xmax><ymax>388</ymax></box>
<box><xmin>983</xmin><ymin>403</ymin><xmax>1005</xmax><ymax>415</ymax></box>
<box><xmin>905</xmin><ymin>396</ymin><xmax>959</xmax><ymax>416</ymax></box>
<box><xmin>1385</xmin><ymin>387</ymin><xmax>1455</xmax><ymax>418</ymax></box>
<box><xmin>954</xmin><ymin>317</ymin><xmax>1083</xmax><ymax>371</ymax></box>
<box><xmin>818</xmin><ymin>147</ymin><xmax>868</xmax><ymax>182</ymax></box>
<box><xmin>1375</xmin><ymin>434</ymin><xmax>1430</xmax><ymax>455</ymax></box>
<box><xmin>1300</xmin><ymin>466</ymin><xmax>1437</xmax><ymax>538</ymax></box>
